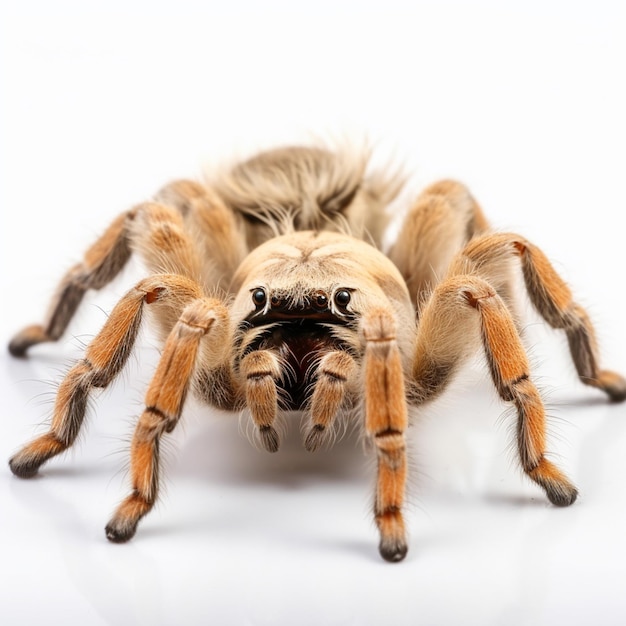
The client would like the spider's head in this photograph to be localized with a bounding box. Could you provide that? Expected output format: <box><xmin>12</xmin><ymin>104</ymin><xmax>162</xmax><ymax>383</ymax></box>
<box><xmin>244</xmin><ymin>284</ymin><xmax>356</xmax><ymax>327</ymax></box>
<box><xmin>229</xmin><ymin>229</ymin><xmax>414</xmax><ymax>345</ymax></box>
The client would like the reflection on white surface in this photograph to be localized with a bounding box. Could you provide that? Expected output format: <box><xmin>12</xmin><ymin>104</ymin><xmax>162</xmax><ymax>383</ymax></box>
<box><xmin>2</xmin><ymin>1</ymin><xmax>626</xmax><ymax>624</ymax></box>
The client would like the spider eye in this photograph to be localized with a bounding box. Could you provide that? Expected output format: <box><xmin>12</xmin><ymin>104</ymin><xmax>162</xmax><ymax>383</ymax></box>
<box><xmin>334</xmin><ymin>289</ymin><xmax>351</xmax><ymax>308</ymax></box>
<box><xmin>252</xmin><ymin>289</ymin><xmax>267</xmax><ymax>308</ymax></box>
<box><xmin>313</xmin><ymin>291</ymin><xmax>328</xmax><ymax>310</ymax></box>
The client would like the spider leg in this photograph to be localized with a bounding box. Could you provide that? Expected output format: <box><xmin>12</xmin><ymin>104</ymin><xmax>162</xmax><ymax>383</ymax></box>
<box><xmin>9</xmin><ymin>179</ymin><xmax>246</xmax><ymax>357</ymax></box>
<box><xmin>304</xmin><ymin>350</ymin><xmax>357</xmax><ymax>451</ymax></box>
<box><xmin>105</xmin><ymin>296</ymin><xmax>231</xmax><ymax>542</ymax></box>
<box><xmin>362</xmin><ymin>307</ymin><xmax>409</xmax><ymax>562</ymax></box>
<box><xmin>389</xmin><ymin>179</ymin><xmax>488</xmax><ymax>304</ymax></box>
<box><xmin>129</xmin><ymin>201</ymin><xmax>204</xmax><ymax>282</ymax></box>
<box><xmin>9</xmin><ymin>209</ymin><xmax>136</xmax><ymax>357</ymax></box>
<box><xmin>412</xmin><ymin>275</ymin><xmax>578</xmax><ymax>506</ymax></box>
<box><xmin>8</xmin><ymin>274</ymin><xmax>203</xmax><ymax>478</ymax></box>
<box><xmin>455</xmin><ymin>233</ymin><xmax>626</xmax><ymax>402</ymax></box>
<box><xmin>153</xmin><ymin>179</ymin><xmax>247</xmax><ymax>286</ymax></box>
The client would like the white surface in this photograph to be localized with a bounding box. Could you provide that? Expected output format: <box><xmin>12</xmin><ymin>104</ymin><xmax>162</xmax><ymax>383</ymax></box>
<box><xmin>2</xmin><ymin>2</ymin><xmax>626</xmax><ymax>625</ymax></box>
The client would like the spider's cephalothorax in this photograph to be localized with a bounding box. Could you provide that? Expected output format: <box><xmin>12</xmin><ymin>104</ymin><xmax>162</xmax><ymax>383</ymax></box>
<box><xmin>226</xmin><ymin>230</ymin><xmax>415</xmax><ymax>461</ymax></box>
<box><xmin>8</xmin><ymin>143</ymin><xmax>626</xmax><ymax>562</ymax></box>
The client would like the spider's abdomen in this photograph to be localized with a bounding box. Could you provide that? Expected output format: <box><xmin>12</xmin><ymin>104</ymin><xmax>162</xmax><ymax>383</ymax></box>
<box><xmin>210</xmin><ymin>145</ymin><xmax>404</xmax><ymax>248</ymax></box>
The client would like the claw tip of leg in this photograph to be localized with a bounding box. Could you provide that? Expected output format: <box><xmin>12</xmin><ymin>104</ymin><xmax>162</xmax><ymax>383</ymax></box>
<box><xmin>8</xmin><ymin>325</ymin><xmax>49</xmax><ymax>358</ymax></box>
<box><xmin>8</xmin><ymin>340</ymin><xmax>30</xmax><ymax>358</ymax></box>
<box><xmin>105</xmin><ymin>521</ymin><xmax>137</xmax><ymax>543</ymax></box>
<box><xmin>9</xmin><ymin>455</ymin><xmax>40</xmax><ymax>479</ymax></box>
<box><xmin>547</xmin><ymin>486</ymin><xmax>578</xmax><ymax>507</ymax></box>
<box><xmin>379</xmin><ymin>540</ymin><xmax>408</xmax><ymax>563</ymax></box>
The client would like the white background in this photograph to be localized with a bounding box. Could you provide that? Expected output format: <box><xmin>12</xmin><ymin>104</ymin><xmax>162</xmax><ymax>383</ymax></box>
<box><xmin>1</xmin><ymin>1</ymin><xmax>626</xmax><ymax>624</ymax></box>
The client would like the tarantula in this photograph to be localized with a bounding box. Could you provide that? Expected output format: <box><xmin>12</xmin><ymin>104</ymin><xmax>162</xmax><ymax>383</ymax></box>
<box><xmin>8</xmin><ymin>144</ymin><xmax>626</xmax><ymax>562</ymax></box>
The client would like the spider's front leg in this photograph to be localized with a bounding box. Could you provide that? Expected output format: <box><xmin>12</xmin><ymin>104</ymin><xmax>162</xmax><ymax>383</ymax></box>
<box><xmin>362</xmin><ymin>308</ymin><xmax>409</xmax><ymax>562</ymax></box>
<box><xmin>412</xmin><ymin>275</ymin><xmax>578</xmax><ymax>506</ymax></box>
<box><xmin>105</xmin><ymin>296</ymin><xmax>233</xmax><ymax>542</ymax></box>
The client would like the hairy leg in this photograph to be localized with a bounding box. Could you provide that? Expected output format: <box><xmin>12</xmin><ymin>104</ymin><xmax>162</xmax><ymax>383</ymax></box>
<box><xmin>154</xmin><ymin>179</ymin><xmax>247</xmax><ymax>287</ymax></box>
<box><xmin>9</xmin><ymin>275</ymin><xmax>203</xmax><ymax>478</ymax></box>
<box><xmin>389</xmin><ymin>179</ymin><xmax>488</xmax><ymax>306</ymax></box>
<box><xmin>9</xmin><ymin>209</ymin><xmax>136</xmax><ymax>356</ymax></box>
<box><xmin>362</xmin><ymin>307</ymin><xmax>409</xmax><ymax>562</ymax></box>
<box><xmin>9</xmin><ymin>179</ymin><xmax>247</xmax><ymax>357</ymax></box>
<box><xmin>105</xmin><ymin>296</ymin><xmax>232</xmax><ymax>542</ymax></box>
<box><xmin>455</xmin><ymin>233</ymin><xmax>626</xmax><ymax>401</ymax></box>
<box><xmin>413</xmin><ymin>275</ymin><xmax>578</xmax><ymax>506</ymax></box>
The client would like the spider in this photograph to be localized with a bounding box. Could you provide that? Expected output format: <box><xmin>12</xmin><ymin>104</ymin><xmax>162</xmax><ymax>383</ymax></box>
<box><xmin>8</xmin><ymin>144</ymin><xmax>626</xmax><ymax>562</ymax></box>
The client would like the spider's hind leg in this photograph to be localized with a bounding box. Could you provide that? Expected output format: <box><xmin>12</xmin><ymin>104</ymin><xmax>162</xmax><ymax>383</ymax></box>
<box><xmin>389</xmin><ymin>179</ymin><xmax>489</xmax><ymax>304</ymax></box>
<box><xmin>9</xmin><ymin>209</ymin><xmax>137</xmax><ymax>357</ymax></box>
<box><xmin>458</xmin><ymin>233</ymin><xmax>626</xmax><ymax>402</ymax></box>
<box><xmin>9</xmin><ymin>178</ymin><xmax>246</xmax><ymax>358</ymax></box>
<box><xmin>153</xmin><ymin>179</ymin><xmax>246</xmax><ymax>285</ymax></box>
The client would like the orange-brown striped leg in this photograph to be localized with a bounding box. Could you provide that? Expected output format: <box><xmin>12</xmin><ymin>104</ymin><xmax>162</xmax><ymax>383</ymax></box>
<box><xmin>106</xmin><ymin>297</ymin><xmax>230</xmax><ymax>542</ymax></box>
<box><xmin>9</xmin><ymin>275</ymin><xmax>203</xmax><ymax>478</ymax></box>
<box><xmin>514</xmin><ymin>238</ymin><xmax>626</xmax><ymax>402</ymax></box>
<box><xmin>389</xmin><ymin>179</ymin><xmax>488</xmax><ymax>304</ymax></box>
<box><xmin>413</xmin><ymin>276</ymin><xmax>577</xmax><ymax>505</ymax></box>
<box><xmin>304</xmin><ymin>351</ymin><xmax>356</xmax><ymax>452</ymax></box>
<box><xmin>154</xmin><ymin>179</ymin><xmax>247</xmax><ymax>285</ymax></box>
<box><xmin>128</xmin><ymin>201</ymin><xmax>203</xmax><ymax>280</ymax></box>
<box><xmin>459</xmin><ymin>233</ymin><xmax>626</xmax><ymax>402</ymax></box>
<box><xmin>362</xmin><ymin>308</ymin><xmax>409</xmax><ymax>562</ymax></box>
<box><xmin>240</xmin><ymin>350</ymin><xmax>282</xmax><ymax>452</ymax></box>
<box><xmin>459</xmin><ymin>276</ymin><xmax>577</xmax><ymax>505</ymax></box>
<box><xmin>8</xmin><ymin>210</ymin><xmax>136</xmax><ymax>357</ymax></box>
<box><xmin>411</xmin><ymin>281</ymin><xmax>478</xmax><ymax>406</ymax></box>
